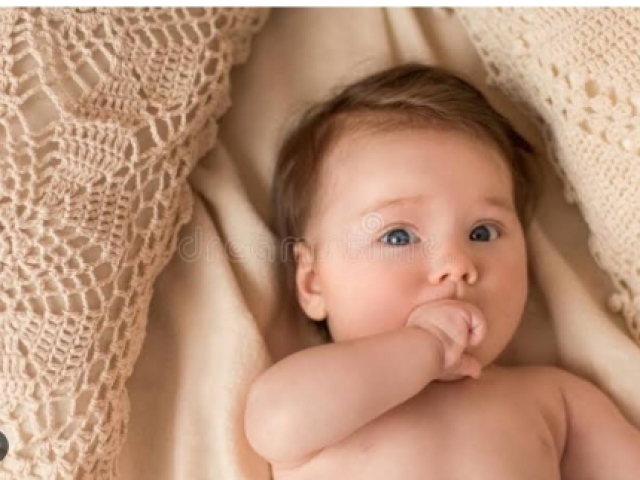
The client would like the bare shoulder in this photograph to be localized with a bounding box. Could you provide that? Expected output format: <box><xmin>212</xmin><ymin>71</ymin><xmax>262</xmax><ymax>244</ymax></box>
<box><xmin>503</xmin><ymin>365</ymin><xmax>640</xmax><ymax>457</ymax></box>
<box><xmin>491</xmin><ymin>364</ymin><xmax>570</xmax><ymax>450</ymax></box>
<box><xmin>495</xmin><ymin>363</ymin><xmax>594</xmax><ymax>413</ymax></box>
<box><xmin>526</xmin><ymin>364</ymin><xmax>614</xmax><ymax>401</ymax></box>
<box><xmin>530</xmin><ymin>367</ymin><xmax>640</xmax><ymax>478</ymax></box>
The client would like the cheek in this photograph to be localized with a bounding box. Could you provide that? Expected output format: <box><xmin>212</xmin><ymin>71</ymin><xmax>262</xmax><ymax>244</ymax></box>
<box><xmin>483</xmin><ymin>241</ymin><xmax>529</xmax><ymax>321</ymax></box>
<box><xmin>497</xmin><ymin>251</ymin><xmax>528</xmax><ymax>294</ymax></box>
<box><xmin>473</xmin><ymin>243</ymin><xmax>529</xmax><ymax>364</ymax></box>
<box><xmin>320</xmin><ymin>256</ymin><xmax>416</xmax><ymax>340</ymax></box>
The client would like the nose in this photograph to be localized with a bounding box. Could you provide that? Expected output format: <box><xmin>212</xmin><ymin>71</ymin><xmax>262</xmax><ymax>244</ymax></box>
<box><xmin>427</xmin><ymin>246</ymin><xmax>478</xmax><ymax>285</ymax></box>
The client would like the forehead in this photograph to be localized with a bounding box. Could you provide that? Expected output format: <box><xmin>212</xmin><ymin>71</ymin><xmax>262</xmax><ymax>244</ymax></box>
<box><xmin>315</xmin><ymin>127</ymin><xmax>513</xmax><ymax>215</ymax></box>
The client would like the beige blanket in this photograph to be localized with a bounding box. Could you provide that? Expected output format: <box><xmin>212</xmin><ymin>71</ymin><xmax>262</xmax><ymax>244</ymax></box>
<box><xmin>119</xmin><ymin>8</ymin><xmax>640</xmax><ymax>479</ymax></box>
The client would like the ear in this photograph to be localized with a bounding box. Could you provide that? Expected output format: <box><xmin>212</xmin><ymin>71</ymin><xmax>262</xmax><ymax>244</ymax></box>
<box><xmin>294</xmin><ymin>241</ymin><xmax>327</xmax><ymax>321</ymax></box>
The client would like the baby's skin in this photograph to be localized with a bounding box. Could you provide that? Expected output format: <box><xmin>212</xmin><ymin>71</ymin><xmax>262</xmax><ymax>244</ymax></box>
<box><xmin>247</xmin><ymin>300</ymin><xmax>640</xmax><ymax>480</ymax></box>
<box><xmin>246</xmin><ymin>128</ymin><xmax>640</xmax><ymax>479</ymax></box>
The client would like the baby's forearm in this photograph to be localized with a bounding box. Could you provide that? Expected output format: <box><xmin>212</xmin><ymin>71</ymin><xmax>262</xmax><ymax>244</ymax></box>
<box><xmin>245</xmin><ymin>326</ymin><xmax>442</xmax><ymax>465</ymax></box>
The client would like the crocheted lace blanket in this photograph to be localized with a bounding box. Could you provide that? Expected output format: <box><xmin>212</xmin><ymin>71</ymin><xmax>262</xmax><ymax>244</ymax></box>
<box><xmin>0</xmin><ymin>8</ymin><xmax>267</xmax><ymax>479</ymax></box>
<box><xmin>457</xmin><ymin>7</ymin><xmax>640</xmax><ymax>345</ymax></box>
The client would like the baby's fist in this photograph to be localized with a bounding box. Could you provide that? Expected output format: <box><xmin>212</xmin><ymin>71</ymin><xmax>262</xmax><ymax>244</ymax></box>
<box><xmin>406</xmin><ymin>299</ymin><xmax>486</xmax><ymax>381</ymax></box>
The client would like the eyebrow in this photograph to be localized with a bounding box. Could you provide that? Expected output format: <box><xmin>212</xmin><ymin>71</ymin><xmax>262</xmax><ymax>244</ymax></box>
<box><xmin>479</xmin><ymin>195</ymin><xmax>516</xmax><ymax>213</ymax></box>
<box><xmin>360</xmin><ymin>195</ymin><xmax>429</xmax><ymax>216</ymax></box>
<box><xmin>359</xmin><ymin>194</ymin><xmax>515</xmax><ymax>216</ymax></box>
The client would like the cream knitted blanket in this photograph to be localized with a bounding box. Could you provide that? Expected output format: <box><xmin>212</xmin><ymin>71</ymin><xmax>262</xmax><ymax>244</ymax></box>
<box><xmin>456</xmin><ymin>8</ymin><xmax>640</xmax><ymax>345</ymax></box>
<box><xmin>0</xmin><ymin>8</ymin><xmax>267</xmax><ymax>479</ymax></box>
<box><xmin>122</xmin><ymin>8</ymin><xmax>640</xmax><ymax>479</ymax></box>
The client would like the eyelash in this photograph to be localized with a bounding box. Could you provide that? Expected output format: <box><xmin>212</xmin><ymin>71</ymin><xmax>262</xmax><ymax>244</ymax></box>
<box><xmin>378</xmin><ymin>226</ymin><xmax>419</xmax><ymax>246</ymax></box>
<box><xmin>469</xmin><ymin>223</ymin><xmax>502</xmax><ymax>242</ymax></box>
<box><xmin>378</xmin><ymin>222</ymin><xmax>503</xmax><ymax>246</ymax></box>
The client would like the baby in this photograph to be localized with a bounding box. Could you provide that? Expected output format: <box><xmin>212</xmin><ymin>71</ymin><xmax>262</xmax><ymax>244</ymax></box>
<box><xmin>245</xmin><ymin>63</ymin><xmax>640</xmax><ymax>479</ymax></box>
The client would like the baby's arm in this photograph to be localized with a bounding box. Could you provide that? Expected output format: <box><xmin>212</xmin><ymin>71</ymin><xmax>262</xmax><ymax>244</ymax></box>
<box><xmin>245</xmin><ymin>327</ymin><xmax>442</xmax><ymax>467</ymax></box>
<box><xmin>244</xmin><ymin>299</ymin><xmax>484</xmax><ymax>468</ymax></box>
<box><xmin>557</xmin><ymin>369</ymin><xmax>640</xmax><ymax>479</ymax></box>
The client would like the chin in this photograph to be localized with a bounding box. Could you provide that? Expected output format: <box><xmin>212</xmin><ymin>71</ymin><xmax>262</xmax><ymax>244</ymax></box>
<box><xmin>436</xmin><ymin>373</ymin><xmax>468</xmax><ymax>382</ymax></box>
<box><xmin>472</xmin><ymin>345</ymin><xmax>505</xmax><ymax>370</ymax></box>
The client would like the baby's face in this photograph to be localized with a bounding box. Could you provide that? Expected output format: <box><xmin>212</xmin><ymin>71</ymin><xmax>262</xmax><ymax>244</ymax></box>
<box><xmin>296</xmin><ymin>128</ymin><xmax>528</xmax><ymax>367</ymax></box>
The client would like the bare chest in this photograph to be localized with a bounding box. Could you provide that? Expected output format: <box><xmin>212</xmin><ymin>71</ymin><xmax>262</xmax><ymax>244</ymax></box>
<box><xmin>277</xmin><ymin>367</ymin><xmax>565</xmax><ymax>480</ymax></box>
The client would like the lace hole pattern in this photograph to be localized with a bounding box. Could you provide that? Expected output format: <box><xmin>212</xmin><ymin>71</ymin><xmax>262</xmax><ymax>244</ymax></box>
<box><xmin>0</xmin><ymin>7</ymin><xmax>268</xmax><ymax>479</ymax></box>
<box><xmin>456</xmin><ymin>8</ymin><xmax>640</xmax><ymax>345</ymax></box>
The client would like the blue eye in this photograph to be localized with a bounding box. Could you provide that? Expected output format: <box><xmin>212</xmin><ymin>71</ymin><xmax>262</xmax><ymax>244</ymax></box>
<box><xmin>470</xmin><ymin>224</ymin><xmax>500</xmax><ymax>242</ymax></box>
<box><xmin>380</xmin><ymin>228</ymin><xmax>417</xmax><ymax>246</ymax></box>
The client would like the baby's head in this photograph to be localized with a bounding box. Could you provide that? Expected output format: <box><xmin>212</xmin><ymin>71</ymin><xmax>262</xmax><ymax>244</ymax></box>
<box><xmin>272</xmin><ymin>63</ymin><xmax>543</xmax><ymax>366</ymax></box>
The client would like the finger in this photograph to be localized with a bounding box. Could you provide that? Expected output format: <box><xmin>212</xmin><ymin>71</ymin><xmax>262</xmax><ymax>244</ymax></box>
<box><xmin>458</xmin><ymin>354</ymin><xmax>482</xmax><ymax>379</ymax></box>
<box><xmin>467</xmin><ymin>310</ymin><xmax>487</xmax><ymax>347</ymax></box>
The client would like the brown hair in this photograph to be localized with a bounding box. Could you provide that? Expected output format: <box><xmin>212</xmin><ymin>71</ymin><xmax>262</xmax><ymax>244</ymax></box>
<box><xmin>271</xmin><ymin>62</ymin><xmax>543</xmax><ymax>341</ymax></box>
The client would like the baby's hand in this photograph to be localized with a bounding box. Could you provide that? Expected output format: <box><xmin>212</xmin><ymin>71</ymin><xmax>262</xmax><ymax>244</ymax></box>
<box><xmin>406</xmin><ymin>299</ymin><xmax>487</xmax><ymax>381</ymax></box>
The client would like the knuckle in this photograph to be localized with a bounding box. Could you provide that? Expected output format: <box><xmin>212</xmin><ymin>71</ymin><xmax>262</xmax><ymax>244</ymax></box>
<box><xmin>451</xmin><ymin>307</ymin><xmax>472</xmax><ymax>326</ymax></box>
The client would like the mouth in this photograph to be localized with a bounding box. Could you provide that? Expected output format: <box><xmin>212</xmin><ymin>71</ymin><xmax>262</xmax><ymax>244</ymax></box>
<box><xmin>422</xmin><ymin>279</ymin><xmax>467</xmax><ymax>305</ymax></box>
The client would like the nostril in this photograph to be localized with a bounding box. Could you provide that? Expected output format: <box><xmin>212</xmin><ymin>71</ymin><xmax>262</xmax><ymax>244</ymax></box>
<box><xmin>431</xmin><ymin>267</ymin><xmax>477</xmax><ymax>286</ymax></box>
<box><xmin>465</xmin><ymin>269</ymin><xmax>478</xmax><ymax>285</ymax></box>
<box><xmin>427</xmin><ymin>252</ymin><xmax>478</xmax><ymax>285</ymax></box>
